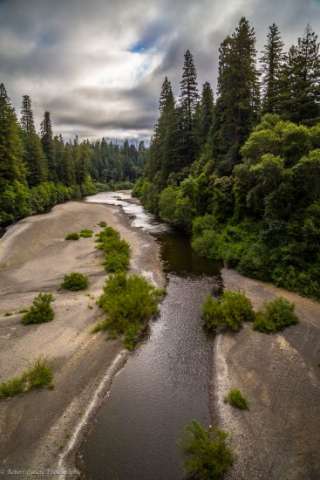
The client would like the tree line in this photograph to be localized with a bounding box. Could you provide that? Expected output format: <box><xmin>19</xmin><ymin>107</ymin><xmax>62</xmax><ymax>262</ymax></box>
<box><xmin>0</xmin><ymin>86</ymin><xmax>146</xmax><ymax>227</ymax></box>
<box><xmin>134</xmin><ymin>18</ymin><xmax>320</xmax><ymax>300</ymax></box>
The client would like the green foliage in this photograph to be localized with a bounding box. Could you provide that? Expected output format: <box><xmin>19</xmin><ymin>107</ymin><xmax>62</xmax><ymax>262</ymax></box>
<box><xmin>79</xmin><ymin>228</ymin><xmax>93</xmax><ymax>238</ymax></box>
<box><xmin>26</xmin><ymin>358</ymin><xmax>54</xmax><ymax>389</ymax></box>
<box><xmin>98</xmin><ymin>221</ymin><xmax>107</xmax><ymax>227</ymax></box>
<box><xmin>202</xmin><ymin>291</ymin><xmax>254</xmax><ymax>333</ymax></box>
<box><xmin>61</xmin><ymin>272</ymin><xmax>89</xmax><ymax>291</ymax></box>
<box><xmin>22</xmin><ymin>293</ymin><xmax>54</xmax><ymax>325</ymax></box>
<box><xmin>96</xmin><ymin>226</ymin><xmax>130</xmax><ymax>273</ymax></box>
<box><xmin>65</xmin><ymin>232</ymin><xmax>80</xmax><ymax>240</ymax></box>
<box><xmin>0</xmin><ymin>358</ymin><xmax>53</xmax><ymax>399</ymax></box>
<box><xmin>253</xmin><ymin>297</ymin><xmax>299</xmax><ymax>333</ymax></box>
<box><xmin>96</xmin><ymin>273</ymin><xmax>163</xmax><ymax>350</ymax></box>
<box><xmin>224</xmin><ymin>389</ymin><xmax>249</xmax><ymax>410</ymax></box>
<box><xmin>0</xmin><ymin>83</ymin><xmax>145</xmax><ymax>228</ymax></box>
<box><xmin>181</xmin><ymin>420</ymin><xmax>233</xmax><ymax>480</ymax></box>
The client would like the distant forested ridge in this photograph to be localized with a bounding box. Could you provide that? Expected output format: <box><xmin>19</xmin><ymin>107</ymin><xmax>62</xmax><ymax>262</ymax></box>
<box><xmin>0</xmin><ymin>85</ymin><xmax>146</xmax><ymax>227</ymax></box>
<box><xmin>134</xmin><ymin>18</ymin><xmax>320</xmax><ymax>300</ymax></box>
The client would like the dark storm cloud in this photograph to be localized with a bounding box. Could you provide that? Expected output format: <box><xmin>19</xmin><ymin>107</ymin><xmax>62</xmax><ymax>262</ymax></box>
<box><xmin>1</xmin><ymin>0</ymin><xmax>320</xmax><ymax>139</ymax></box>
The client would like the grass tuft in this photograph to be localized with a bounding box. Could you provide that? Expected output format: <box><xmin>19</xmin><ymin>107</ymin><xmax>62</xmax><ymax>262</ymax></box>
<box><xmin>224</xmin><ymin>389</ymin><xmax>249</xmax><ymax>410</ymax></box>
<box><xmin>80</xmin><ymin>229</ymin><xmax>93</xmax><ymax>238</ymax></box>
<box><xmin>0</xmin><ymin>358</ymin><xmax>53</xmax><ymax>399</ymax></box>
<box><xmin>65</xmin><ymin>232</ymin><xmax>80</xmax><ymax>241</ymax></box>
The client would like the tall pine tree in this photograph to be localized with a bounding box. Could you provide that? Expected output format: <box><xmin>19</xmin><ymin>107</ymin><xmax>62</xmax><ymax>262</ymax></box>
<box><xmin>146</xmin><ymin>77</ymin><xmax>178</xmax><ymax>187</ymax></box>
<box><xmin>20</xmin><ymin>95</ymin><xmax>48</xmax><ymax>186</ymax></box>
<box><xmin>0</xmin><ymin>83</ymin><xmax>25</xmax><ymax>185</ymax></box>
<box><xmin>279</xmin><ymin>25</ymin><xmax>320</xmax><ymax>123</ymax></box>
<box><xmin>261</xmin><ymin>23</ymin><xmax>284</xmax><ymax>113</ymax></box>
<box><xmin>213</xmin><ymin>17</ymin><xmax>260</xmax><ymax>174</ymax></box>
<box><xmin>178</xmin><ymin>50</ymin><xmax>199</xmax><ymax>169</ymax></box>
<box><xmin>41</xmin><ymin>111</ymin><xmax>56</xmax><ymax>182</ymax></box>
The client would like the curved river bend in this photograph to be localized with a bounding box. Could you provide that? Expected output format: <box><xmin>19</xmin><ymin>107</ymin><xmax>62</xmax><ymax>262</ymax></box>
<box><xmin>80</xmin><ymin>191</ymin><xmax>221</xmax><ymax>480</ymax></box>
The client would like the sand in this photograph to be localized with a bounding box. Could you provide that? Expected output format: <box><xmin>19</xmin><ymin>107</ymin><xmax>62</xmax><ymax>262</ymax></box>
<box><xmin>217</xmin><ymin>268</ymin><xmax>320</xmax><ymax>480</ymax></box>
<box><xmin>0</xmin><ymin>200</ymin><xmax>163</xmax><ymax>479</ymax></box>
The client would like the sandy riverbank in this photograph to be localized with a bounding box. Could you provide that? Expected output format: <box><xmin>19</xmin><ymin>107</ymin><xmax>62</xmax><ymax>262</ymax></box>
<box><xmin>217</xmin><ymin>268</ymin><xmax>320</xmax><ymax>480</ymax></box>
<box><xmin>0</xmin><ymin>200</ymin><xmax>163</xmax><ymax>479</ymax></box>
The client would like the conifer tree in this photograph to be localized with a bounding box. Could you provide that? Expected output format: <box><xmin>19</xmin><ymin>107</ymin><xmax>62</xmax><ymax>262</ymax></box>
<box><xmin>279</xmin><ymin>25</ymin><xmax>320</xmax><ymax>123</ymax></box>
<box><xmin>0</xmin><ymin>83</ymin><xmax>25</xmax><ymax>185</ymax></box>
<box><xmin>261</xmin><ymin>23</ymin><xmax>284</xmax><ymax>113</ymax></box>
<box><xmin>41</xmin><ymin>111</ymin><xmax>56</xmax><ymax>182</ymax></box>
<box><xmin>178</xmin><ymin>50</ymin><xmax>199</xmax><ymax>168</ymax></box>
<box><xmin>20</xmin><ymin>95</ymin><xmax>48</xmax><ymax>186</ymax></box>
<box><xmin>199</xmin><ymin>82</ymin><xmax>214</xmax><ymax>145</ymax></box>
<box><xmin>213</xmin><ymin>17</ymin><xmax>260</xmax><ymax>174</ymax></box>
<box><xmin>146</xmin><ymin>77</ymin><xmax>178</xmax><ymax>186</ymax></box>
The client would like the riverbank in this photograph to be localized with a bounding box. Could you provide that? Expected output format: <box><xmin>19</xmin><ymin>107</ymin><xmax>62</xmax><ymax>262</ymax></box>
<box><xmin>0</xmin><ymin>200</ymin><xmax>164</xmax><ymax>478</ymax></box>
<box><xmin>217</xmin><ymin>268</ymin><xmax>320</xmax><ymax>480</ymax></box>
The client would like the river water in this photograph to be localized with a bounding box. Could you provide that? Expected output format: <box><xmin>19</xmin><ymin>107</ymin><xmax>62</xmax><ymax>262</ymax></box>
<box><xmin>80</xmin><ymin>191</ymin><xmax>221</xmax><ymax>480</ymax></box>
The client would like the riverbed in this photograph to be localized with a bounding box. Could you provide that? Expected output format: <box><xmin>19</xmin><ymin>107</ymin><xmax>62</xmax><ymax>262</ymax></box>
<box><xmin>0</xmin><ymin>192</ymin><xmax>319</xmax><ymax>480</ymax></box>
<box><xmin>80</xmin><ymin>191</ymin><xmax>320</xmax><ymax>480</ymax></box>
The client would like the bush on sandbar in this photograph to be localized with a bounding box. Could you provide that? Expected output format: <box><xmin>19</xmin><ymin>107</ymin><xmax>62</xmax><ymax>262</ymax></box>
<box><xmin>61</xmin><ymin>272</ymin><xmax>89</xmax><ymax>291</ymax></box>
<box><xmin>181</xmin><ymin>420</ymin><xmax>233</xmax><ymax>480</ymax></box>
<box><xmin>22</xmin><ymin>293</ymin><xmax>55</xmax><ymax>325</ymax></box>
<box><xmin>95</xmin><ymin>272</ymin><xmax>164</xmax><ymax>350</ymax></box>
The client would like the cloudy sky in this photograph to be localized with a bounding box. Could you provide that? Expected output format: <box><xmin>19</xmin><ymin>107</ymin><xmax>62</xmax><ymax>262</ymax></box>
<box><xmin>1</xmin><ymin>0</ymin><xmax>320</xmax><ymax>141</ymax></box>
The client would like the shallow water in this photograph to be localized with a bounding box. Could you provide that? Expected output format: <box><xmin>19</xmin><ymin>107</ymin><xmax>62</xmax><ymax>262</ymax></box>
<box><xmin>80</xmin><ymin>191</ymin><xmax>221</xmax><ymax>480</ymax></box>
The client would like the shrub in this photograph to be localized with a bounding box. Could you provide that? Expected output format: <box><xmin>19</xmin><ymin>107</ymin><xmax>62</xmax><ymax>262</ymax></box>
<box><xmin>202</xmin><ymin>296</ymin><xmax>225</xmax><ymax>334</ymax></box>
<box><xmin>224</xmin><ymin>389</ymin><xmax>249</xmax><ymax>410</ymax></box>
<box><xmin>98</xmin><ymin>221</ymin><xmax>107</xmax><ymax>227</ymax></box>
<box><xmin>65</xmin><ymin>232</ymin><xmax>80</xmax><ymax>240</ymax></box>
<box><xmin>0</xmin><ymin>358</ymin><xmax>53</xmax><ymax>399</ymax></box>
<box><xmin>96</xmin><ymin>227</ymin><xmax>130</xmax><ymax>273</ymax></box>
<box><xmin>61</xmin><ymin>272</ymin><xmax>89</xmax><ymax>291</ymax></box>
<box><xmin>22</xmin><ymin>293</ymin><xmax>55</xmax><ymax>325</ymax></box>
<box><xmin>202</xmin><ymin>290</ymin><xmax>254</xmax><ymax>334</ymax></box>
<box><xmin>220</xmin><ymin>291</ymin><xmax>255</xmax><ymax>331</ymax></box>
<box><xmin>253</xmin><ymin>297</ymin><xmax>299</xmax><ymax>333</ymax></box>
<box><xmin>80</xmin><ymin>229</ymin><xmax>93</xmax><ymax>238</ymax></box>
<box><xmin>181</xmin><ymin>420</ymin><xmax>233</xmax><ymax>480</ymax></box>
<box><xmin>96</xmin><ymin>273</ymin><xmax>164</xmax><ymax>349</ymax></box>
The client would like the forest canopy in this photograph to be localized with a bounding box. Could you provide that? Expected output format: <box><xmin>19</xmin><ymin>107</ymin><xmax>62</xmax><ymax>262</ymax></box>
<box><xmin>0</xmin><ymin>85</ymin><xmax>146</xmax><ymax>226</ymax></box>
<box><xmin>134</xmin><ymin>19</ymin><xmax>320</xmax><ymax>300</ymax></box>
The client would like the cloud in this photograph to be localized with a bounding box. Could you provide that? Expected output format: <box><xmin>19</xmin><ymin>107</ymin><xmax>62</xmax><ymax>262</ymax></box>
<box><xmin>1</xmin><ymin>0</ymin><xmax>319</xmax><ymax>140</ymax></box>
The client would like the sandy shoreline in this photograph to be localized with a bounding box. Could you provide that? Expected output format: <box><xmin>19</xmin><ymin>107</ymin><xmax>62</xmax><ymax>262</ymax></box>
<box><xmin>217</xmin><ymin>269</ymin><xmax>320</xmax><ymax>480</ymax></box>
<box><xmin>0</xmin><ymin>200</ymin><xmax>164</xmax><ymax>479</ymax></box>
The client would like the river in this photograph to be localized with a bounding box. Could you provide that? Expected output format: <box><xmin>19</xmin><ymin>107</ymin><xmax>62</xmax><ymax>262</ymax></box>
<box><xmin>78</xmin><ymin>191</ymin><xmax>221</xmax><ymax>480</ymax></box>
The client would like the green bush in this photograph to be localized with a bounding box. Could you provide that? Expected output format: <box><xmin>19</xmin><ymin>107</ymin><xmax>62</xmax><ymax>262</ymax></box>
<box><xmin>202</xmin><ymin>290</ymin><xmax>254</xmax><ymax>334</ymax></box>
<box><xmin>98</xmin><ymin>221</ymin><xmax>107</xmax><ymax>227</ymax></box>
<box><xmin>80</xmin><ymin>228</ymin><xmax>93</xmax><ymax>238</ymax></box>
<box><xmin>220</xmin><ymin>291</ymin><xmax>255</xmax><ymax>331</ymax></box>
<box><xmin>61</xmin><ymin>272</ymin><xmax>89</xmax><ymax>291</ymax></box>
<box><xmin>0</xmin><ymin>358</ymin><xmax>53</xmax><ymax>399</ymax></box>
<box><xmin>224</xmin><ymin>389</ymin><xmax>249</xmax><ymax>410</ymax></box>
<box><xmin>181</xmin><ymin>420</ymin><xmax>233</xmax><ymax>480</ymax></box>
<box><xmin>22</xmin><ymin>293</ymin><xmax>55</xmax><ymax>325</ymax></box>
<box><xmin>96</xmin><ymin>273</ymin><xmax>164</xmax><ymax>349</ymax></box>
<box><xmin>96</xmin><ymin>227</ymin><xmax>130</xmax><ymax>273</ymax></box>
<box><xmin>253</xmin><ymin>297</ymin><xmax>299</xmax><ymax>333</ymax></box>
<box><xmin>202</xmin><ymin>296</ymin><xmax>225</xmax><ymax>334</ymax></box>
<box><xmin>65</xmin><ymin>232</ymin><xmax>80</xmax><ymax>240</ymax></box>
